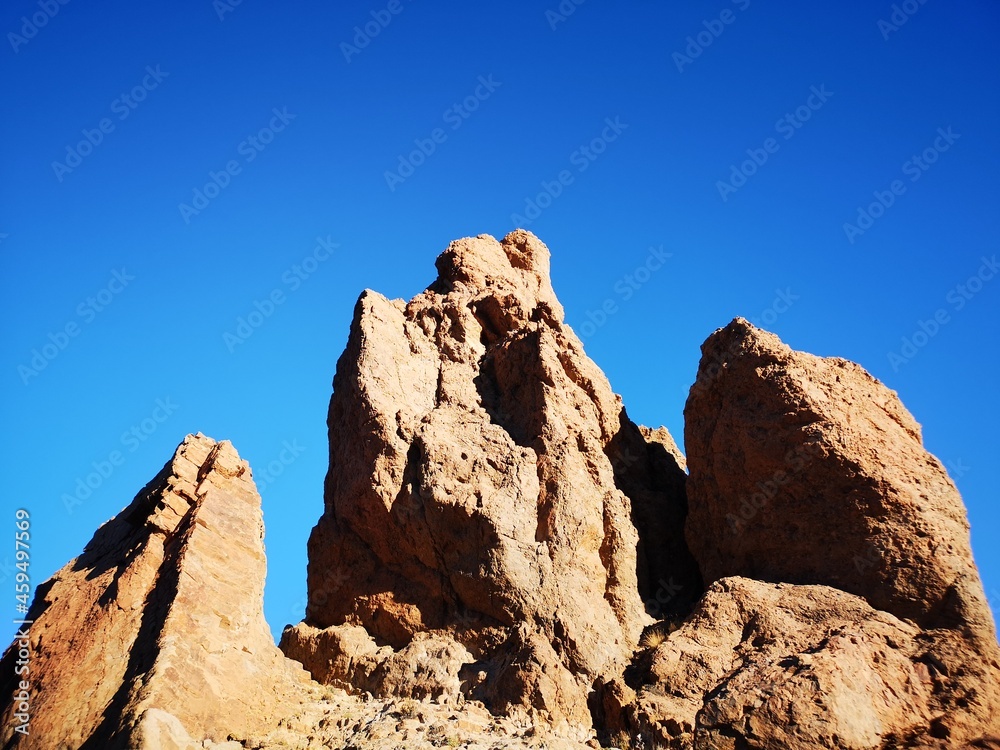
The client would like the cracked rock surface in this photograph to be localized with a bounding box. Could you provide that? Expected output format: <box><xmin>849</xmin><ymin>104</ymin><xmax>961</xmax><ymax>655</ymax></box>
<box><xmin>288</xmin><ymin>230</ymin><xmax>699</xmax><ymax>727</ymax></box>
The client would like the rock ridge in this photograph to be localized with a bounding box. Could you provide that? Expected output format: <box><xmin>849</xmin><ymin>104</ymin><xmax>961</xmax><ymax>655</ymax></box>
<box><xmin>2</xmin><ymin>232</ymin><xmax>998</xmax><ymax>749</ymax></box>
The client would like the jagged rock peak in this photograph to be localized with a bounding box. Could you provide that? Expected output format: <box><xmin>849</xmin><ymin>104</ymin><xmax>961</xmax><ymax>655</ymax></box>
<box><xmin>429</xmin><ymin>230</ymin><xmax>563</xmax><ymax>317</ymax></box>
<box><xmin>0</xmin><ymin>433</ymin><xmax>308</xmax><ymax>750</ymax></box>
<box><xmin>289</xmin><ymin>230</ymin><xmax>699</xmax><ymax>726</ymax></box>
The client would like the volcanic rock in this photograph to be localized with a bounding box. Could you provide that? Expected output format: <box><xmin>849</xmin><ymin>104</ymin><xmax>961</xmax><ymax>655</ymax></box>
<box><xmin>678</xmin><ymin>318</ymin><xmax>1000</xmax><ymax>745</ymax></box>
<box><xmin>605</xmin><ymin>577</ymin><xmax>1000</xmax><ymax>749</ymax></box>
<box><xmin>285</xmin><ymin>230</ymin><xmax>700</xmax><ymax>724</ymax></box>
<box><xmin>5</xmin><ymin>236</ymin><xmax>999</xmax><ymax>750</ymax></box>
<box><xmin>0</xmin><ymin>433</ymin><xmax>308</xmax><ymax>749</ymax></box>
<box><xmin>684</xmin><ymin>318</ymin><xmax>995</xmax><ymax>635</ymax></box>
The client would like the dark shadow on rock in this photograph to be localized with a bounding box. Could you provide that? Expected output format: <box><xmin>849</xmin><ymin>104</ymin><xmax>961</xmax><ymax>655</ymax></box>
<box><xmin>77</xmin><ymin>500</ymin><xmax>197</xmax><ymax>749</ymax></box>
<box><xmin>605</xmin><ymin>409</ymin><xmax>703</xmax><ymax>621</ymax></box>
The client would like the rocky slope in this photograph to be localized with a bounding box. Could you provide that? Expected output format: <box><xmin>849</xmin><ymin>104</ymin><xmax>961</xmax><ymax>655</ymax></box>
<box><xmin>2</xmin><ymin>231</ymin><xmax>997</xmax><ymax>749</ymax></box>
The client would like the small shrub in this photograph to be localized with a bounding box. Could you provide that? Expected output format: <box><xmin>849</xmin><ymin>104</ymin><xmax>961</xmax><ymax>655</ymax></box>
<box><xmin>639</xmin><ymin>617</ymin><xmax>683</xmax><ymax>649</ymax></box>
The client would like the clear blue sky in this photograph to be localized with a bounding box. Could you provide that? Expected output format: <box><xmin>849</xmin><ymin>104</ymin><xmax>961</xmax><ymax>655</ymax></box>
<box><xmin>2</xmin><ymin>0</ymin><xmax>998</xmax><ymax>645</ymax></box>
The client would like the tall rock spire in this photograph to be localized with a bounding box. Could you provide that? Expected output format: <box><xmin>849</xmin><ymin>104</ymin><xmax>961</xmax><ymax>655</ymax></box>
<box><xmin>286</xmin><ymin>230</ymin><xmax>698</xmax><ymax>724</ymax></box>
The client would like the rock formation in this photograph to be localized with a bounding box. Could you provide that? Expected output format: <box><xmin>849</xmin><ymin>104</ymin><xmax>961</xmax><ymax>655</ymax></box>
<box><xmin>284</xmin><ymin>230</ymin><xmax>701</xmax><ymax>727</ymax></box>
<box><xmin>629</xmin><ymin>317</ymin><xmax>999</xmax><ymax>748</ymax></box>
<box><xmin>2</xmin><ymin>233</ymin><xmax>998</xmax><ymax>749</ymax></box>
<box><xmin>684</xmin><ymin>319</ymin><xmax>996</xmax><ymax>638</ymax></box>
<box><xmin>604</xmin><ymin>574</ymin><xmax>1000</xmax><ymax>748</ymax></box>
<box><xmin>0</xmin><ymin>434</ymin><xmax>309</xmax><ymax>749</ymax></box>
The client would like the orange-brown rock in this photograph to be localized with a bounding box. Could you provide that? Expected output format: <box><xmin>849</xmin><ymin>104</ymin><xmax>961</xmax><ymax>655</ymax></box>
<box><xmin>685</xmin><ymin>318</ymin><xmax>995</xmax><ymax>635</ymax></box>
<box><xmin>606</xmin><ymin>577</ymin><xmax>1000</xmax><ymax>749</ymax></box>
<box><xmin>6</xmin><ymin>238</ymin><xmax>999</xmax><ymax>750</ymax></box>
<box><xmin>675</xmin><ymin>318</ymin><xmax>1000</xmax><ymax>745</ymax></box>
<box><xmin>288</xmin><ymin>230</ymin><xmax>700</xmax><ymax>724</ymax></box>
<box><xmin>0</xmin><ymin>434</ymin><xmax>308</xmax><ymax>749</ymax></box>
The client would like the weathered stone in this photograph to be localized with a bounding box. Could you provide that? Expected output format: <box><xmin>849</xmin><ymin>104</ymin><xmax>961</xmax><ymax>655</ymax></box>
<box><xmin>685</xmin><ymin>317</ymin><xmax>995</xmax><ymax>637</ymax></box>
<box><xmin>611</xmin><ymin>577</ymin><xmax>1000</xmax><ymax>749</ymax></box>
<box><xmin>5</xmin><ymin>237</ymin><xmax>999</xmax><ymax>750</ymax></box>
<box><xmin>676</xmin><ymin>318</ymin><xmax>1000</xmax><ymax>745</ymax></box>
<box><xmin>0</xmin><ymin>434</ymin><xmax>308</xmax><ymax>749</ymax></box>
<box><xmin>292</xmin><ymin>230</ymin><xmax>698</xmax><ymax>724</ymax></box>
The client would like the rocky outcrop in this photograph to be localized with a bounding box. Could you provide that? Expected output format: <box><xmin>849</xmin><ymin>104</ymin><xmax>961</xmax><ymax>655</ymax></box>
<box><xmin>0</xmin><ymin>434</ymin><xmax>308</xmax><ymax>749</ymax></box>
<box><xmin>285</xmin><ymin>230</ymin><xmax>700</xmax><ymax>725</ymax></box>
<box><xmin>603</xmin><ymin>577</ymin><xmax>1000</xmax><ymax>748</ymax></box>
<box><xmin>669</xmin><ymin>318</ymin><xmax>1000</xmax><ymax>746</ymax></box>
<box><xmin>684</xmin><ymin>318</ymin><xmax>996</xmax><ymax>637</ymax></box>
<box><xmin>4</xmin><ymin>235</ymin><xmax>998</xmax><ymax>750</ymax></box>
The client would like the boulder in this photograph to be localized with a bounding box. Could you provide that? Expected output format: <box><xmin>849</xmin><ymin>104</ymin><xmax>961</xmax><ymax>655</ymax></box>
<box><xmin>685</xmin><ymin>317</ymin><xmax>995</xmax><ymax>637</ymax></box>
<box><xmin>607</xmin><ymin>577</ymin><xmax>1000</xmax><ymax>749</ymax></box>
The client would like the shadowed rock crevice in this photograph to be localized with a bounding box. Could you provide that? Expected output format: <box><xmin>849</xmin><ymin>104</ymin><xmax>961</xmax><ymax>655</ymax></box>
<box><xmin>604</xmin><ymin>412</ymin><xmax>703</xmax><ymax>621</ymax></box>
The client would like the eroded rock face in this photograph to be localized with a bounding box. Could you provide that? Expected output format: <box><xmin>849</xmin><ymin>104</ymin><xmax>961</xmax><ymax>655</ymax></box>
<box><xmin>0</xmin><ymin>434</ymin><xmax>308</xmax><ymax>750</ymax></box>
<box><xmin>685</xmin><ymin>318</ymin><xmax>995</xmax><ymax>637</ymax></box>
<box><xmin>288</xmin><ymin>230</ymin><xmax>699</xmax><ymax>724</ymax></box>
<box><xmin>6</xmin><ymin>238</ymin><xmax>998</xmax><ymax>750</ymax></box>
<box><xmin>676</xmin><ymin>318</ymin><xmax>1000</xmax><ymax>746</ymax></box>
<box><xmin>605</xmin><ymin>577</ymin><xmax>1000</xmax><ymax>749</ymax></box>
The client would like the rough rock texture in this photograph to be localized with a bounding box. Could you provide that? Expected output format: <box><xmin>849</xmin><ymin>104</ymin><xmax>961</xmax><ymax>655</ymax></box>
<box><xmin>288</xmin><ymin>230</ymin><xmax>700</xmax><ymax>725</ymax></box>
<box><xmin>0</xmin><ymin>434</ymin><xmax>309</xmax><ymax>749</ymax></box>
<box><xmin>604</xmin><ymin>577</ymin><xmax>1000</xmax><ymax>749</ymax></box>
<box><xmin>685</xmin><ymin>318</ymin><xmax>996</xmax><ymax>636</ymax></box>
<box><xmin>248</xmin><ymin>686</ymin><xmax>600</xmax><ymax>750</ymax></box>
<box><xmin>5</xmin><ymin>237</ymin><xmax>999</xmax><ymax>750</ymax></box>
<box><xmin>676</xmin><ymin>318</ymin><xmax>1000</xmax><ymax>746</ymax></box>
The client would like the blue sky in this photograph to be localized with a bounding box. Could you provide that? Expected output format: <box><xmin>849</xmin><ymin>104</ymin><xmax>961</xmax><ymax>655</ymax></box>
<box><xmin>2</xmin><ymin>0</ymin><xmax>998</xmax><ymax>644</ymax></box>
